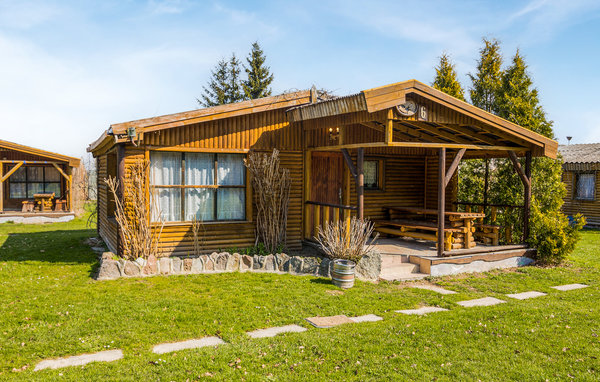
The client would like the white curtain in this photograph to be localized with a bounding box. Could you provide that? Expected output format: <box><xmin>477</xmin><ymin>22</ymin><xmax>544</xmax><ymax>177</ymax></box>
<box><xmin>151</xmin><ymin>152</ymin><xmax>181</xmax><ymax>186</ymax></box>
<box><xmin>185</xmin><ymin>153</ymin><xmax>213</xmax><ymax>185</ymax></box>
<box><xmin>576</xmin><ymin>174</ymin><xmax>595</xmax><ymax>200</ymax></box>
<box><xmin>185</xmin><ymin>189</ymin><xmax>214</xmax><ymax>221</ymax></box>
<box><xmin>217</xmin><ymin>154</ymin><xmax>244</xmax><ymax>186</ymax></box>
<box><xmin>217</xmin><ymin>188</ymin><xmax>245</xmax><ymax>220</ymax></box>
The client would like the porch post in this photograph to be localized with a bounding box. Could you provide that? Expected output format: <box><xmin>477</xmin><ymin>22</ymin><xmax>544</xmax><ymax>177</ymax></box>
<box><xmin>357</xmin><ymin>147</ymin><xmax>364</xmax><ymax>220</ymax></box>
<box><xmin>437</xmin><ymin>147</ymin><xmax>446</xmax><ymax>257</ymax></box>
<box><xmin>0</xmin><ymin>164</ymin><xmax>3</xmax><ymax>212</ymax></box>
<box><xmin>483</xmin><ymin>158</ymin><xmax>489</xmax><ymax>212</ymax></box>
<box><xmin>523</xmin><ymin>151</ymin><xmax>532</xmax><ymax>242</ymax></box>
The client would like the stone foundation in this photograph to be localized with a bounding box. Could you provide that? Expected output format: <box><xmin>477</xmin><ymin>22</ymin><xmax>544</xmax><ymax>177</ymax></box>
<box><xmin>95</xmin><ymin>252</ymin><xmax>381</xmax><ymax>282</ymax></box>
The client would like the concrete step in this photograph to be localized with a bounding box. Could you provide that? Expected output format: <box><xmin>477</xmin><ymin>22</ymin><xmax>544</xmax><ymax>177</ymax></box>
<box><xmin>380</xmin><ymin>271</ymin><xmax>429</xmax><ymax>281</ymax></box>
<box><xmin>380</xmin><ymin>254</ymin><xmax>410</xmax><ymax>267</ymax></box>
<box><xmin>379</xmin><ymin>262</ymin><xmax>421</xmax><ymax>280</ymax></box>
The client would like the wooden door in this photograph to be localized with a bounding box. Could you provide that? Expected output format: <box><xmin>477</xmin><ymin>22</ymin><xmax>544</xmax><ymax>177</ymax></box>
<box><xmin>310</xmin><ymin>152</ymin><xmax>343</xmax><ymax>205</ymax></box>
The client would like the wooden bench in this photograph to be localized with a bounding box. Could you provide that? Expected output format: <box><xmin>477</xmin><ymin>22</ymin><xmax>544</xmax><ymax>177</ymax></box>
<box><xmin>374</xmin><ymin>219</ymin><xmax>465</xmax><ymax>251</ymax></box>
<box><xmin>473</xmin><ymin>223</ymin><xmax>500</xmax><ymax>246</ymax></box>
<box><xmin>22</xmin><ymin>201</ymin><xmax>35</xmax><ymax>212</ymax></box>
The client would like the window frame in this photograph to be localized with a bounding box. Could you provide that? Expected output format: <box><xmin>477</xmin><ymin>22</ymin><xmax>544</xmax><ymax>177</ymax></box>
<box><xmin>573</xmin><ymin>172</ymin><xmax>596</xmax><ymax>201</ymax></box>
<box><xmin>150</xmin><ymin>151</ymin><xmax>247</xmax><ymax>223</ymax></box>
<box><xmin>363</xmin><ymin>158</ymin><xmax>384</xmax><ymax>191</ymax></box>
<box><xmin>8</xmin><ymin>165</ymin><xmax>63</xmax><ymax>199</ymax></box>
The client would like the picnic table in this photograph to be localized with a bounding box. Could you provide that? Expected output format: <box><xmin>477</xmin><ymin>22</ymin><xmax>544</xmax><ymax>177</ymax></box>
<box><xmin>375</xmin><ymin>206</ymin><xmax>486</xmax><ymax>250</ymax></box>
<box><xmin>34</xmin><ymin>193</ymin><xmax>55</xmax><ymax>212</ymax></box>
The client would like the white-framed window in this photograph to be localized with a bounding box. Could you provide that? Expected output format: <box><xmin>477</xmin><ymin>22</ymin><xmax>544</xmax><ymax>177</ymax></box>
<box><xmin>150</xmin><ymin>152</ymin><xmax>246</xmax><ymax>222</ymax></box>
<box><xmin>575</xmin><ymin>173</ymin><xmax>595</xmax><ymax>201</ymax></box>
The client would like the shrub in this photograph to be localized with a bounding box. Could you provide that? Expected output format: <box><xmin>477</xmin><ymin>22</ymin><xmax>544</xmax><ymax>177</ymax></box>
<box><xmin>315</xmin><ymin>217</ymin><xmax>379</xmax><ymax>263</ymax></box>
<box><xmin>527</xmin><ymin>202</ymin><xmax>586</xmax><ymax>265</ymax></box>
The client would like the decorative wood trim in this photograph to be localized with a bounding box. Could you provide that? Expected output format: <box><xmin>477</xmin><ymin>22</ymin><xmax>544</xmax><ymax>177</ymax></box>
<box><xmin>1</xmin><ymin>161</ymin><xmax>23</xmax><ymax>182</ymax></box>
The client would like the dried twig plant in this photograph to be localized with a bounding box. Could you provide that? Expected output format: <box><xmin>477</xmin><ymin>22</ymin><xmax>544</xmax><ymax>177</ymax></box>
<box><xmin>105</xmin><ymin>159</ymin><xmax>164</xmax><ymax>260</ymax></box>
<box><xmin>315</xmin><ymin>217</ymin><xmax>379</xmax><ymax>263</ymax></box>
<box><xmin>191</xmin><ymin>217</ymin><xmax>205</xmax><ymax>255</ymax></box>
<box><xmin>244</xmin><ymin>149</ymin><xmax>291</xmax><ymax>253</ymax></box>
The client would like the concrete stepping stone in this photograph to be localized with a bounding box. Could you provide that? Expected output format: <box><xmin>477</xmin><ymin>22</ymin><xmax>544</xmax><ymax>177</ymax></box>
<box><xmin>247</xmin><ymin>324</ymin><xmax>307</xmax><ymax>338</ymax></box>
<box><xmin>349</xmin><ymin>314</ymin><xmax>383</xmax><ymax>323</ymax></box>
<box><xmin>305</xmin><ymin>315</ymin><xmax>355</xmax><ymax>328</ymax></box>
<box><xmin>34</xmin><ymin>349</ymin><xmax>123</xmax><ymax>371</ymax></box>
<box><xmin>152</xmin><ymin>336</ymin><xmax>225</xmax><ymax>354</ymax></box>
<box><xmin>396</xmin><ymin>306</ymin><xmax>449</xmax><ymax>315</ymax></box>
<box><xmin>506</xmin><ymin>291</ymin><xmax>546</xmax><ymax>300</ymax></box>
<box><xmin>410</xmin><ymin>284</ymin><xmax>457</xmax><ymax>295</ymax></box>
<box><xmin>456</xmin><ymin>297</ymin><xmax>506</xmax><ymax>307</ymax></box>
<box><xmin>551</xmin><ymin>283</ymin><xmax>589</xmax><ymax>291</ymax></box>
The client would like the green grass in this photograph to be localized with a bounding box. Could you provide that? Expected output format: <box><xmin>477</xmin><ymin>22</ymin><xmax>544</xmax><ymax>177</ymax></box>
<box><xmin>0</xmin><ymin>216</ymin><xmax>598</xmax><ymax>381</ymax></box>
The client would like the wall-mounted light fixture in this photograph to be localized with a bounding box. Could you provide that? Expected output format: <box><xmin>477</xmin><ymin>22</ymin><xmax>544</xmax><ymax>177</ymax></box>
<box><xmin>329</xmin><ymin>127</ymin><xmax>340</xmax><ymax>141</ymax></box>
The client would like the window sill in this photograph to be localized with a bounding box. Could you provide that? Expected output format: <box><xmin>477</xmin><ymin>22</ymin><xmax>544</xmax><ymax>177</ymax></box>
<box><xmin>152</xmin><ymin>220</ymin><xmax>252</xmax><ymax>227</ymax></box>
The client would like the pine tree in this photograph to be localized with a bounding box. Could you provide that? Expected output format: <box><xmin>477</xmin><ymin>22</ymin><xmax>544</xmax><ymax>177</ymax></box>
<box><xmin>468</xmin><ymin>38</ymin><xmax>503</xmax><ymax>113</ymax></box>
<box><xmin>199</xmin><ymin>59</ymin><xmax>229</xmax><ymax>107</ymax></box>
<box><xmin>242</xmin><ymin>42</ymin><xmax>274</xmax><ymax>100</ymax></box>
<box><xmin>226</xmin><ymin>53</ymin><xmax>244</xmax><ymax>103</ymax></box>
<box><xmin>432</xmin><ymin>53</ymin><xmax>465</xmax><ymax>101</ymax></box>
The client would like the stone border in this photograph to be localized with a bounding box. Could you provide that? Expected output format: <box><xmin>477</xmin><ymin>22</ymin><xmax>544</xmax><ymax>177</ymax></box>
<box><xmin>95</xmin><ymin>251</ymin><xmax>381</xmax><ymax>282</ymax></box>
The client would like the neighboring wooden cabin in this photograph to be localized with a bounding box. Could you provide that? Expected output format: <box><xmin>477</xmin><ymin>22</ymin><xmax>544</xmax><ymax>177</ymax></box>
<box><xmin>0</xmin><ymin>139</ymin><xmax>80</xmax><ymax>215</ymax></box>
<box><xmin>88</xmin><ymin>80</ymin><xmax>558</xmax><ymax>257</ymax></box>
<box><xmin>559</xmin><ymin>143</ymin><xmax>600</xmax><ymax>227</ymax></box>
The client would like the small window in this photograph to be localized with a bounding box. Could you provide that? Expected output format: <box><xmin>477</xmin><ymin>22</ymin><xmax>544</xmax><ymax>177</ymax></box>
<box><xmin>364</xmin><ymin>160</ymin><xmax>382</xmax><ymax>190</ymax></box>
<box><xmin>575</xmin><ymin>173</ymin><xmax>595</xmax><ymax>200</ymax></box>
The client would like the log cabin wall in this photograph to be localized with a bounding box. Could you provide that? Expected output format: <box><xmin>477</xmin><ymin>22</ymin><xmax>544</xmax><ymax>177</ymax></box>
<box><xmin>96</xmin><ymin>153</ymin><xmax>118</xmax><ymax>254</ymax></box>
<box><xmin>561</xmin><ymin>165</ymin><xmax>600</xmax><ymax>227</ymax></box>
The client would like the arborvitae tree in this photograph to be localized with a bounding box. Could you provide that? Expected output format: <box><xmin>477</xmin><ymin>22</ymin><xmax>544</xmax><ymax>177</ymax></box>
<box><xmin>432</xmin><ymin>53</ymin><xmax>465</xmax><ymax>101</ymax></box>
<box><xmin>242</xmin><ymin>42</ymin><xmax>274</xmax><ymax>100</ymax></box>
<box><xmin>199</xmin><ymin>59</ymin><xmax>229</xmax><ymax>107</ymax></box>
<box><xmin>468</xmin><ymin>38</ymin><xmax>503</xmax><ymax>113</ymax></box>
<box><xmin>226</xmin><ymin>53</ymin><xmax>244</xmax><ymax>103</ymax></box>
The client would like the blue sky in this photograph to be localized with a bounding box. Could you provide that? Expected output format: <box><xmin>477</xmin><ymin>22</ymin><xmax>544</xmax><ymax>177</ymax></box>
<box><xmin>0</xmin><ymin>0</ymin><xmax>599</xmax><ymax>158</ymax></box>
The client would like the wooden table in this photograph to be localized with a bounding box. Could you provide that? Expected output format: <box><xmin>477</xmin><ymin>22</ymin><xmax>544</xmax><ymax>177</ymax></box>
<box><xmin>33</xmin><ymin>193</ymin><xmax>55</xmax><ymax>212</ymax></box>
<box><xmin>381</xmin><ymin>206</ymin><xmax>485</xmax><ymax>250</ymax></box>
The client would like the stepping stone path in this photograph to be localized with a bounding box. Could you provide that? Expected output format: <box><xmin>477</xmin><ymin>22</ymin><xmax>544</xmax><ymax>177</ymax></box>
<box><xmin>456</xmin><ymin>297</ymin><xmax>506</xmax><ymax>307</ymax></box>
<box><xmin>152</xmin><ymin>336</ymin><xmax>225</xmax><ymax>354</ymax></box>
<box><xmin>409</xmin><ymin>284</ymin><xmax>456</xmax><ymax>295</ymax></box>
<box><xmin>247</xmin><ymin>324</ymin><xmax>306</xmax><ymax>338</ymax></box>
<box><xmin>34</xmin><ymin>350</ymin><xmax>123</xmax><ymax>371</ymax></box>
<box><xmin>506</xmin><ymin>291</ymin><xmax>546</xmax><ymax>300</ymax></box>
<box><xmin>551</xmin><ymin>283</ymin><xmax>589</xmax><ymax>291</ymax></box>
<box><xmin>396</xmin><ymin>306</ymin><xmax>449</xmax><ymax>315</ymax></box>
<box><xmin>349</xmin><ymin>314</ymin><xmax>383</xmax><ymax>323</ymax></box>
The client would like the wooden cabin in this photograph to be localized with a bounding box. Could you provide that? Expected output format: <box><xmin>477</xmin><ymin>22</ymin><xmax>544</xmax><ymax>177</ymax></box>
<box><xmin>88</xmin><ymin>80</ymin><xmax>557</xmax><ymax>264</ymax></box>
<box><xmin>559</xmin><ymin>143</ymin><xmax>600</xmax><ymax>227</ymax></box>
<box><xmin>0</xmin><ymin>139</ymin><xmax>80</xmax><ymax>221</ymax></box>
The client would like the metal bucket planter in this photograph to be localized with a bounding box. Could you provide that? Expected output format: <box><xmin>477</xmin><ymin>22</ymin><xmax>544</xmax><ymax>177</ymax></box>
<box><xmin>331</xmin><ymin>259</ymin><xmax>356</xmax><ymax>289</ymax></box>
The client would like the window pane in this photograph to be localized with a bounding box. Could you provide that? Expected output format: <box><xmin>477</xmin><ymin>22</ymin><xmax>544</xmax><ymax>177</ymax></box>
<box><xmin>576</xmin><ymin>174</ymin><xmax>595</xmax><ymax>200</ymax></box>
<box><xmin>45</xmin><ymin>183</ymin><xmax>61</xmax><ymax>197</ymax></box>
<box><xmin>364</xmin><ymin>160</ymin><xmax>378</xmax><ymax>189</ymax></box>
<box><xmin>28</xmin><ymin>183</ymin><xmax>45</xmax><ymax>197</ymax></box>
<box><xmin>150</xmin><ymin>152</ymin><xmax>181</xmax><ymax>186</ymax></box>
<box><xmin>45</xmin><ymin>167</ymin><xmax>61</xmax><ymax>182</ymax></box>
<box><xmin>217</xmin><ymin>154</ymin><xmax>245</xmax><ymax>186</ymax></box>
<box><xmin>185</xmin><ymin>188</ymin><xmax>215</xmax><ymax>221</ymax></box>
<box><xmin>152</xmin><ymin>188</ymin><xmax>181</xmax><ymax>222</ymax></box>
<box><xmin>10</xmin><ymin>183</ymin><xmax>26</xmax><ymax>198</ymax></box>
<box><xmin>11</xmin><ymin>167</ymin><xmax>26</xmax><ymax>181</ymax></box>
<box><xmin>217</xmin><ymin>188</ymin><xmax>245</xmax><ymax>220</ymax></box>
<box><xmin>28</xmin><ymin>167</ymin><xmax>44</xmax><ymax>181</ymax></box>
<box><xmin>185</xmin><ymin>153</ymin><xmax>214</xmax><ymax>185</ymax></box>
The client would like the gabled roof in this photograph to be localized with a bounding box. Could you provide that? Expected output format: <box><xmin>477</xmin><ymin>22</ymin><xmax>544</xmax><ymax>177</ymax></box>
<box><xmin>288</xmin><ymin>80</ymin><xmax>558</xmax><ymax>158</ymax></box>
<box><xmin>0</xmin><ymin>139</ymin><xmax>80</xmax><ymax>167</ymax></box>
<box><xmin>88</xmin><ymin>90</ymin><xmax>312</xmax><ymax>154</ymax></box>
<box><xmin>559</xmin><ymin>143</ymin><xmax>600</xmax><ymax>164</ymax></box>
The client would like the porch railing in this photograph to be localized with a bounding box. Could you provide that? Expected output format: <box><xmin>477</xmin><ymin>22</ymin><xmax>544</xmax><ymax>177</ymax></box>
<box><xmin>304</xmin><ymin>201</ymin><xmax>356</xmax><ymax>240</ymax></box>
<box><xmin>455</xmin><ymin>202</ymin><xmax>523</xmax><ymax>244</ymax></box>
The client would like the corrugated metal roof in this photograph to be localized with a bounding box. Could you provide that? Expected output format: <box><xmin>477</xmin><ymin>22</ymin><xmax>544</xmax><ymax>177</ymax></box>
<box><xmin>558</xmin><ymin>143</ymin><xmax>600</xmax><ymax>163</ymax></box>
<box><xmin>287</xmin><ymin>92</ymin><xmax>366</xmax><ymax>122</ymax></box>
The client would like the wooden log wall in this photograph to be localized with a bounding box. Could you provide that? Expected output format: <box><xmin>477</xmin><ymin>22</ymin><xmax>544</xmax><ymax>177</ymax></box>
<box><xmin>561</xmin><ymin>169</ymin><xmax>600</xmax><ymax>227</ymax></box>
<box><xmin>96</xmin><ymin>154</ymin><xmax>118</xmax><ymax>254</ymax></box>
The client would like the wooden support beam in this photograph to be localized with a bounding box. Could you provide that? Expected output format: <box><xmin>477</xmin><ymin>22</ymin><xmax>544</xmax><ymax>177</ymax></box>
<box><xmin>359</xmin><ymin>121</ymin><xmax>425</xmax><ymax>143</ymax></box>
<box><xmin>357</xmin><ymin>147</ymin><xmax>364</xmax><ymax>220</ymax></box>
<box><xmin>51</xmin><ymin>163</ymin><xmax>69</xmax><ymax>181</ymax></box>
<box><xmin>523</xmin><ymin>151</ymin><xmax>532</xmax><ymax>242</ymax></box>
<box><xmin>437</xmin><ymin>147</ymin><xmax>446</xmax><ymax>257</ymax></box>
<box><xmin>385</xmin><ymin>109</ymin><xmax>394</xmax><ymax>144</ymax></box>
<box><xmin>1</xmin><ymin>161</ymin><xmax>23</xmax><ymax>182</ymax></box>
<box><xmin>444</xmin><ymin>148</ymin><xmax>466</xmax><ymax>188</ymax></box>
<box><xmin>303</xmin><ymin>151</ymin><xmax>311</xmax><ymax>239</ymax></box>
<box><xmin>412</xmin><ymin>122</ymin><xmax>482</xmax><ymax>145</ymax></box>
<box><xmin>341</xmin><ymin>149</ymin><xmax>357</xmax><ymax>179</ymax></box>
<box><xmin>0</xmin><ymin>164</ymin><xmax>3</xmax><ymax>212</ymax></box>
<box><xmin>507</xmin><ymin>151</ymin><xmax>530</xmax><ymax>187</ymax></box>
<box><xmin>310</xmin><ymin>141</ymin><xmax>522</xmax><ymax>152</ymax></box>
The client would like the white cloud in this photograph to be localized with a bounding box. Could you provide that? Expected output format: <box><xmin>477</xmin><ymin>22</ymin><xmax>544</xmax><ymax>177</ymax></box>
<box><xmin>0</xmin><ymin>0</ymin><xmax>63</xmax><ymax>29</ymax></box>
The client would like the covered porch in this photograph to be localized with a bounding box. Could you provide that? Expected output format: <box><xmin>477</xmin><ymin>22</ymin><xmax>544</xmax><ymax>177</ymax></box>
<box><xmin>289</xmin><ymin>81</ymin><xmax>558</xmax><ymax>276</ymax></box>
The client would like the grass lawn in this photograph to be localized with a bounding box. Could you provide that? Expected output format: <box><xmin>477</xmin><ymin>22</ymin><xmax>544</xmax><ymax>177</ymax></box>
<box><xmin>0</xmin><ymin>215</ymin><xmax>598</xmax><ymax>381</ymax></box>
